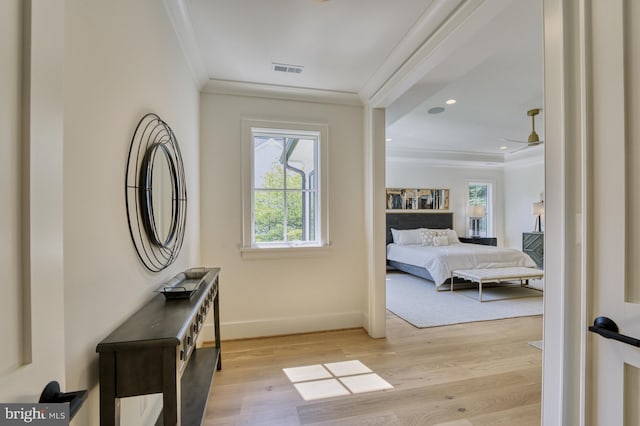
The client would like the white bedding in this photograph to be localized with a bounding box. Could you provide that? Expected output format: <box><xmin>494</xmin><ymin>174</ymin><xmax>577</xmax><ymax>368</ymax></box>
<box><xmin>386</xmin><ymin>242</ymin><xmax>537</xmax><ymax>286</ymax></box>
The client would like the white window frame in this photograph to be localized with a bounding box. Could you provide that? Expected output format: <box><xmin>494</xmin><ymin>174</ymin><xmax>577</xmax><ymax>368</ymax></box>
<box><xmin>241</xmin><ymin>118</ymin><xmax>329</xmax><ymax>258</ymax></box>
<box><xmin>465</xmin><ymin>179</ymin><xmax>495</xmax><ymax>238</ymax></box>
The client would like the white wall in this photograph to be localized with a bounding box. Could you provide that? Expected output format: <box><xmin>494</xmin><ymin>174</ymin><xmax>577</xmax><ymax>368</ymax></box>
<box><xmin>386</xmin><ymin>160</ymin><xmax>505</xmax><ymax>244</ymax></box>
<box><xmin>503</xmin><ymin>155</ymin><xmax>545</xmax><ymax>249</ymax></box>
<box><xmin>63</xmin><ymin>1</ymin><xmax>200</xmax><ymax>424</ymax></box>
<box><xmin>200</xmin><ymin>93</ymin><xmax>367</xmax><ymax>339</ymax></box>
<box><xmin>0</xmin><ymin>0</ymin><xmax>66</xmax><ymax>405</ymax></box>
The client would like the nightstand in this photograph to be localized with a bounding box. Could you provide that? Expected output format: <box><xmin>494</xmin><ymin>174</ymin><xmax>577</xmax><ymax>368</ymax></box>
<box><xmin>523</xmin><ymin>232</ymin><xmax>544</xmax><ymax>268</ymax></box>
<box><xmin>459</xmin><ymin>237</ymin><xmax>497</xmax><ymax>246</ymax></box>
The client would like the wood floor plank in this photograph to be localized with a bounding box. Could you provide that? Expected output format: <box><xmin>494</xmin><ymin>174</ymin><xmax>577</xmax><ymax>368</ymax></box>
<box><xmin>432</xmin><ymin>421</ymin><xmax>473</xmax><ymax>426</ymax></box>
<box><xmin>306</xmin><ymin>411</ymin><xmax>401</xmax><ymax>426</ymax></box>
<box><xmin>462</xmin><ymin>403</ymin><xmax>541</xmax><ymax>426</ymax></box>
<box><xmin>204</xmin><ymin>313</ymin><xmax>542</xmax><ymax>425</ymax></box>
<box><xmin>296</xmin><ymin>372</ymin><xmax>537</xmax><ymax>424</ymax></box>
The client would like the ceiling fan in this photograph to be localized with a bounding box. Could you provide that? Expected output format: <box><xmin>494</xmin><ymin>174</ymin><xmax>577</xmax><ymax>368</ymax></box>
<box><xmin>502</xmin><ymin>108</ymin><xmax>544</xmax><ymax>152</ymax></box>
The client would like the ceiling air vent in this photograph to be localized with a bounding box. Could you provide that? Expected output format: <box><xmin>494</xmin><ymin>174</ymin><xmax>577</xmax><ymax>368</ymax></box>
<box><xmin>272</xmin><ymin>63</ymin><xmax>304</xmax><ymax>74</ymax></box>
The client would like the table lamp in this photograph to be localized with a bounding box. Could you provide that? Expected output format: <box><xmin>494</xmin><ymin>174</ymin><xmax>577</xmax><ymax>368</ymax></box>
<box><xmin>532</xmin><ymin>201</ymin><xmax>544</xmax><ymax>232</ymax></box>
<box><xmin>467</xmin><ymin>204</ymin><xmax>485</xmax><ymax>237</ymax></box>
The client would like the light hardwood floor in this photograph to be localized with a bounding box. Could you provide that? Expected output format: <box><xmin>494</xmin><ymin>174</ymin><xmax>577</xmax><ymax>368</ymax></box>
<box><xmin>204</xmin><ymin>312</ymin><xmax>542</xmax><ymax>425</ymax></box>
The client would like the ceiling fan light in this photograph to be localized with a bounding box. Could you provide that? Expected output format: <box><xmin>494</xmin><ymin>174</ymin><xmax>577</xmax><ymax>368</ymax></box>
<box><xmin>526</xmin><ymin>107</ymin><xmax>542</xmax><ymax>145</ymax></box>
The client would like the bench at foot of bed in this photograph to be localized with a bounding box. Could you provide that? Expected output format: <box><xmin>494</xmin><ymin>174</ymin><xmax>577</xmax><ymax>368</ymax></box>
<box><xmin>450</xmin><ymin>267</ymin><xmax>544</xmax><ymax>302</ymax></box>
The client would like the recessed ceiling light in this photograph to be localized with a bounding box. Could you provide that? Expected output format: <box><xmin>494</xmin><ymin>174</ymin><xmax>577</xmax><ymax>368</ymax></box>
<box><xmin>385</xmin><ymin>138</ymin><xmax>392</xmax><ymax>142</ymax></box>
<box><xmin>446</xmin><ymin>99</ymin><xmax>457</xmax><ymax>105</ymax></box>
<box><xmin>499</xmin><ymin>146</ymin><xmax>509</xmax><ymax>150</ymax></box>
<box><xmin>428</xmin><ymin>107</ymin><xmax>445</xmax><ymax>114</ymax></box>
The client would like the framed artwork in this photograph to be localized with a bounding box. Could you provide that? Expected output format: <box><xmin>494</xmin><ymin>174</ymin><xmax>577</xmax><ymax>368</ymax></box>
<box><xmin>386</xmin><ymin>188</ymin><xmax>450</xmax><ymax>211</ymax></box>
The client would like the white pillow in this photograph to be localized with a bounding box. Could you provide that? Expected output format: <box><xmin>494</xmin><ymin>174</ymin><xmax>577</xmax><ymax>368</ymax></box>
<box><xmin>390</xmin><ymin>228</ymin><xmax>424</xmax><ymax>245</ymax></box>
<box><xmin>447</xmin><ymin>229</ymin><xmax>461</xmax><ymax>244</ymax></box>
<box><xmin>433</xmin><ymin>235</ymin><xmax>450</xmax><ymax>246</ymax></box>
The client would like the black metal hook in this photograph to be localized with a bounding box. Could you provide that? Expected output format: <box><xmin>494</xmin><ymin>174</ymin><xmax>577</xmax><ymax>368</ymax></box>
<box><xmin>588</xmin><ymin>316</ymin><xmax>640</xmax><ymax>348</ymax></box>
<box><xmin>39</xmin><ymin>381</ymin><xmax>87</xmax><ymax>420</ymax></box>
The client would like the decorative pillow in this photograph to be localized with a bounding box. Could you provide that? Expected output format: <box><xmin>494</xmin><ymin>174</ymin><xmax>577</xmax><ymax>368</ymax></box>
<box><xmin>390</xmin><ymin>228</ymin><xmax>425</xmax><ymax>245</ymax></box>
<box><xmin>421</xmin><ymin>229</ymin><xmax>449</xmax><ymax>246</ymax></box>
<box><xmin>447</xmin><ymin>229</ymin><xmax>461</xmax><ymax>244</ymax></box>
<box><xmin>421</xmin><ymin>229</ymin><xmax>435</xmax><ymax>246</ymax></box>
<box><xmin>433</xmin><ymin>235</ymin><xmax>450</xmax><ymax>246</ymax></box>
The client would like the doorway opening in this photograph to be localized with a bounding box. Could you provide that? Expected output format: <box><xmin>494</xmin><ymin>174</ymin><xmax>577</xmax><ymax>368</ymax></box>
<box><xmin>378</xmin><ymin>0</ymin><xmax>545</xmax><ymax>422</ymax></box>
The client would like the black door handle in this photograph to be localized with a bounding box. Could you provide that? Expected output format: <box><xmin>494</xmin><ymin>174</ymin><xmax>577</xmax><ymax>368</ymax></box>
<box><xmin>588</xmin><ymin>316</ymin><xmax>640</xmax><ymax>348</ymax></box>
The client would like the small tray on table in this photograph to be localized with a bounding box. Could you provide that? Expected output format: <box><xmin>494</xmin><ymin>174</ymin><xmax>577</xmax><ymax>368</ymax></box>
<box><xmin>157</xmin><ymin>268</ymin><xmax>208</xmax><ymax>300</ymax></box>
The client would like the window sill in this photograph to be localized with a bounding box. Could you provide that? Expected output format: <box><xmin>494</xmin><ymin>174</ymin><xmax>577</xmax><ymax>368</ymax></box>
<box><xmin>240</xmin><ymin>244</ymin><xmax>332</xmax><ymax>260</ymax></box>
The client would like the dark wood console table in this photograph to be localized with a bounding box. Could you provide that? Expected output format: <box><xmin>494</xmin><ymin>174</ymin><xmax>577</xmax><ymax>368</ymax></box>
<box><xmin>96</xmin><ymin>267</ymin><xmax>221</xmax><ymax>426</ymax></box>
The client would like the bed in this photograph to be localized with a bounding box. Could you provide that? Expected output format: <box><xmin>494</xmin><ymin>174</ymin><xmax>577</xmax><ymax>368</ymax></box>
<box><xmin>386</xmin><ymin>212</ymin><xmax>538</xmax><ymax>288</ymax></box>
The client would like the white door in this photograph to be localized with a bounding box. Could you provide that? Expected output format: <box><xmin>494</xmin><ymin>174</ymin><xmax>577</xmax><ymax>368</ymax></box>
<box><xmin>587</xmin><ymin>1</ymin><xmax>640</xmax><ymax>424</ymax></box>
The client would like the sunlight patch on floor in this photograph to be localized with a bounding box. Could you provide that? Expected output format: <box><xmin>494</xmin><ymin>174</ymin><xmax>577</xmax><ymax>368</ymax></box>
<box><xmin>283</xmin><ymin>360</ymin><xmax>393</xmax><ymax>401</ymax></box>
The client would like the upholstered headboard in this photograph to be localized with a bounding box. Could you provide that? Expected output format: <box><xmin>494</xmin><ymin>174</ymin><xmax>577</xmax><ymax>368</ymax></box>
<box><xmin>386</xmin><ymin>212</ymin><xmax>454</xmax><ymax>244</ymax></box>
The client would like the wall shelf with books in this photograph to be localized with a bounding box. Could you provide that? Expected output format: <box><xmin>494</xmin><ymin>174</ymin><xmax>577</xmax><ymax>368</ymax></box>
<box><xmin>386</xmin><ymin>188</ymin><xmax>450</xmax><ymax>211</ymax></box>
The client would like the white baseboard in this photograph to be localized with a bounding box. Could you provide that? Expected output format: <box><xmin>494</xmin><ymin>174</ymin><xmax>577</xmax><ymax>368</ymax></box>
<box><xmin>200</xmin><ymin>311</ymin><xmax>365</xmax><ymax>341</ymax></box>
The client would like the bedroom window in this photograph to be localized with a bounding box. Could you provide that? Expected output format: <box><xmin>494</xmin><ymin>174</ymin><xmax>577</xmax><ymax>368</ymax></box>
<box><xmin>241</xmin><ymin>119</ymin><xmax>329</xmax><ymax>256</ymax></box>
<box><xmin>466</xmin><ymin>181</ymin><xmax>494</xmax><ymax>237</ymax></box>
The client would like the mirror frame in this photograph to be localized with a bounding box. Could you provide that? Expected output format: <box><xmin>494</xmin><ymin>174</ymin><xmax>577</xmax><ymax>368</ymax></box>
<box><xmin>125</xmin><ymin>113</ymin><xmax>187</xmax><ymax>272</ymax></box>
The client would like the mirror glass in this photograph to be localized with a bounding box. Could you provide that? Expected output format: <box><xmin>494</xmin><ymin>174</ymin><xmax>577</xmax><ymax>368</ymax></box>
<box><xmin>150</xmin><ymin>144</ymin><xmax>174</xmax><ymax>246</ymax></box>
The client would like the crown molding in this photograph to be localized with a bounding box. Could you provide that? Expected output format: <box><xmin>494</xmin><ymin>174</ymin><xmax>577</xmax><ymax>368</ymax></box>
<box><xmin>201</xmin><ymin>79</ymin><xmax>363</xmax><ymax>106</ymax></box>
<box><xmin>163</xmin><ymin>0</ymin><xmax>362</xmax><ymax>106</ymax></box>
<box><xmin>503</xmin><ymin>144</ymin><xmax>545</xmax><ymax>166</ymax></box>
<box><xmin>386</xmin><ymin>145</ymin><xmax>544</xmax><ymax>168</ymax></box>
<box><xmin>163</xmin><ymin>0</ymin><xmax>209</xmax><ymax>89</ymax></box>
<box><xmin>386</xmin><ymin>146</ymin><xmax>504</xmax><ymax>168</ymax></box>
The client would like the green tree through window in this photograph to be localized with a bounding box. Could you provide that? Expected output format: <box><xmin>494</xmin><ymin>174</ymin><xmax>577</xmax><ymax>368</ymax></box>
<box><xmin>254</xmin><ymin>164</ymin><xmax>303</xmax><ymax>242</ymax></box>
<box><xmin>468</xmin><ymin>184</ymin><xmax>487</xmax><ymax>207</ymax></box>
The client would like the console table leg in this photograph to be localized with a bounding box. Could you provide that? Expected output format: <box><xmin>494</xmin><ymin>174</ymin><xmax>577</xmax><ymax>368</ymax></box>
<box><xmin>162</xmin><ymin>347</ymin><xmax>180</xmax><ymax>425</ymax></box>
<box><xmin>214</xmin><ymin>290</ymin><xmax>222</xmax><ymax>371</ymax></box>
<box><xmin>99</xmin><ymin>352</ymin><xmax>120</xmax><ymax>425</ymax></box>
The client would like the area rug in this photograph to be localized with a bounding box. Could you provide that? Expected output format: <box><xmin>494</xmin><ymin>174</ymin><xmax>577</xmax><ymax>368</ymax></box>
<box><xmin>386</xmin><ymin>272</ymin><xmax>543</xmax><ymax>328</ymax></box>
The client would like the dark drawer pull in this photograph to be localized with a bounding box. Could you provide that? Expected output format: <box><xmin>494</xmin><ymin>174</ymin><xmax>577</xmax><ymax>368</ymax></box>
<box><xmin>588</xmin><ymin>316</ymin><xmax>640</xmax><ymax>348</ymax></box>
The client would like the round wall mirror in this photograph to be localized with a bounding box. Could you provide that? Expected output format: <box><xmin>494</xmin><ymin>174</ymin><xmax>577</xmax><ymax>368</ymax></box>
<box><xmin>126</xmin><ymin>113</ymin><xmax>187</xmax><ymax>272</ymax></box>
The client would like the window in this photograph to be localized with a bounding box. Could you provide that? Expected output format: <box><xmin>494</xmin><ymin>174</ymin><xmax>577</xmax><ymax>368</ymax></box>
<box><xmin>466</xmin><ymin>180</ymin><xmax>494</xmax><ymax>237</ymax></box>
<box><xmin>241</xmin><ymin>119</ymin><xmax>328</xmax><ymax>255</ymax></box>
